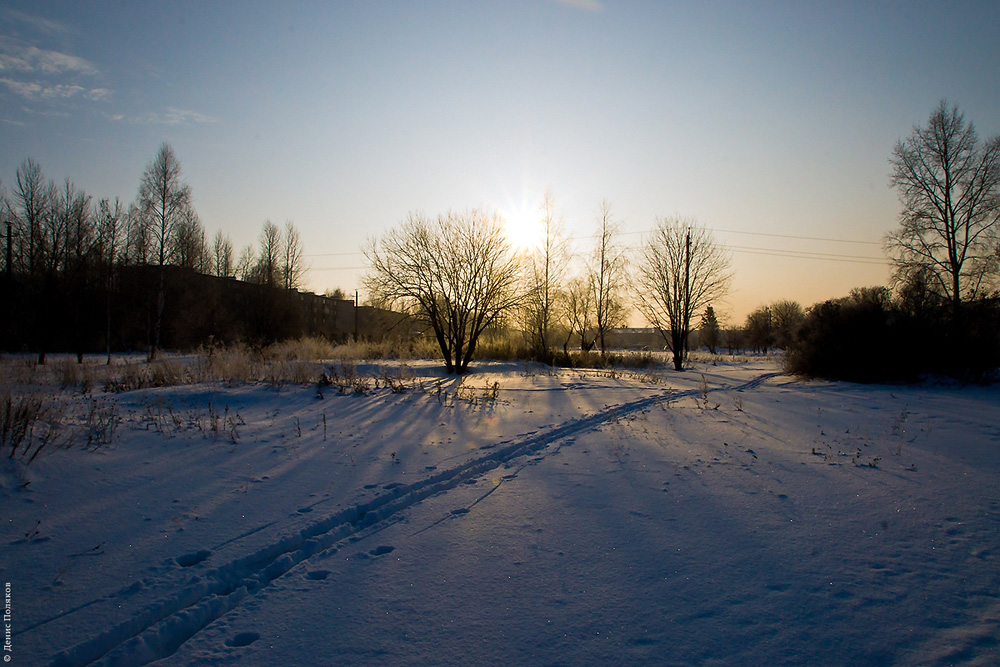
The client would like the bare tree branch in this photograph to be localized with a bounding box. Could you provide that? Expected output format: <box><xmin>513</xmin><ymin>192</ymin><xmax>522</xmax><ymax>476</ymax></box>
<box><xmin>364</xmin><ymin>209</ymin><xmax>521</xmax><ymax>374</ymax></box>
<box><xmin>887</xmin><ymin>100</ymin><xmax>1000</xmax><ymax>303</ymax></box>
<box><xmin>634</xmin><ymin>217</ymin><xmax>732</xmax><ymax>370</ymax></box>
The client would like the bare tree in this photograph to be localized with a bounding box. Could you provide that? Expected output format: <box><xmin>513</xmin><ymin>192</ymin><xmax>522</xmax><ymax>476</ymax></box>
<box><xmin>635</xmin><ymin>217</ymin><xmax>732</xmax><ymax>370</ymax></box>
<box><xmin>520</xmin><ymin>189</ymin><xmax>570</xmax><ymax>361</ymax></box>
<box><xmin>255</xmin><ymin>220</ymin><xmax>281</xmax><ymax>287</ymax></box>
<box><xmin>61</xmin><ymin>179</ymin><xmax>94</xmax><ymax>272</ymax></box>
<box><xmin>124</xmin><ymin>202</ymin><xmax>149</xmax><ymax>265</ymax></box>
<box><xmin>365</xmin><ymin>209</ymin><xmax>521</xmax><ymax>374</ymax></box>
<box><xmin>770</xmin><ymin>299</ymin><xmax>805</xmax><ymax>349</ymax></box>
<box><xmin>96</xmin><ymin>198</ymin><xmax>126</xmax><ymax>267</ymax></box>
<box><xmin>137</xmin><ymin>142</ymin><xmax>192</xmax><ymax>360</ymax></box>
<box><xmin>887</xmin><ymin>100</ymin><xmax>1000</xmax><ymax>303</ymax></box>
<box><xmin>281</xmin><ymin>220</ymin><xmax>305</xmax><ymax>290</ymax></box>
<box><xmin>139</xmin><ymin>143</ymin><xmax>191</xmax><ymax>270</ymax></box>
<box><xmin>173</xmin><ymin>206</ymin><xmax>207</xmax><ymax>271</ymax></box>
<box><xmin>744</xmin><ymin>305</ymin><xmax>773</xmax><ymax>354</ymax></box>
<box><xmin>211</xmin><ymin>230</ymin><xmax>234</xmax><ymax>278</ymax></box>
<box><xmin>564</xmin><ymin>276</ymin><xmax>596</xmax><ymax>352</ymax></box>
<box><xmin>1</xmin><ymin>179</ymin><xmax>10</xmax><ymax>279</ymax></box>
<box><xmin>235</xmin><ymin>244</ymin><xmax>256</xmax><ymax>282</ymax></box>
<box><xmin>589</xmin><ymin>200</ymin><xmax>627</xmax><ymax>354</ymax></box>
<box><xmin>12</xmin><ymin>158</ymin><xmax>47</xmax><ymax>275</ymax></box>
<box><xmin>57</xmin><ymin>179</ymin><xmax>97</xmax><ymax>363</ymax></box>
<box><xmin>96</xmin><ymin>198</ymin><xmax>125</xmax><ymax>363</ymax></box>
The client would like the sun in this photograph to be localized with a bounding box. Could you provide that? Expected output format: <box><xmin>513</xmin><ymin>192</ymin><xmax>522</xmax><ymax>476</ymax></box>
<box><xmin>500</xmin><ymin>198</ymin><xmax>544</xmax><ymax>252</ymax></box>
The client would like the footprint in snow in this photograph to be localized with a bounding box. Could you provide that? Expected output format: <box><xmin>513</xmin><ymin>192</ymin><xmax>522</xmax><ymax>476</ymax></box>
<box><xmin>450</xmin><ymin>508</ymin><xmax>470</xmax><ymax>515</ymax></box>
<box><xmin>369</xmin><ymin>545</ymin><xmax>395</xmax><ymax>557</ymax></box>
<box><xmin>226</xmin><ymin>632</ymin><xmax>260</xmax><ymax>648</ymax></box>
<box><xmin>306</xmin><ymin>570</ymin><xmax>331</xmax><ymax>581</ymax></box>
<box><xmin>296</xmin><ymin>507</ymin><xmax>313</xmax><ymax>514</ymax></box>
<box><xmin>175</xmin><ymin>549</ymin><xmax>211</xmax><ymax>567</ymax></box>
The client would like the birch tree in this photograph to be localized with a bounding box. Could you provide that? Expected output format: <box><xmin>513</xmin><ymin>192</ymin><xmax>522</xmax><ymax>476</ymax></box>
<box><xmin>520</xmin><ymin>190</ymin><xmax>570</xmax><ymax>361</ymax></box>
<box><xmin>589</xmin><ymin>200</ymin><xmax>627</xmax><ymax>354</ymax></box>
<box><xmin>137</xmin><ymin>142</ymin><xmax>192</xmax><ymax>360</ymax></box>
<box><xmin>887</xmin><ymin>100</ymin><xmax>1000</xmax><ymax>303</ymax></box>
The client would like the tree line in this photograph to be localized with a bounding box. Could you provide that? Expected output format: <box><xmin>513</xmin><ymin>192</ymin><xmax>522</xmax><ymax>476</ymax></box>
<box><xmin>365</xmin><ymin>100</ymin><xmax>999</xmax><ymax>378</ymax></box>
<box><xmin>0</xmin><ymin>143</ymin><xmax>308</xmax><ymax>361</ymax></box>
<box><xmin>364</xmin><ymin>198</ymin><xmax>733</xmax><ymax>374</ymax></box>
<box><xmin>4</xmin><ymin>100</ymin><xmax>997</xmax><ymax>379</ymax></box>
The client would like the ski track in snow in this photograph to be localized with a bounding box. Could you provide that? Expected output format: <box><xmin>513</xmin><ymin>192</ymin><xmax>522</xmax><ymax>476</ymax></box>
<box><xmin>41</xmin><ymin>372</ymin><xmax>780</xmax><ymax>666</ymax></box>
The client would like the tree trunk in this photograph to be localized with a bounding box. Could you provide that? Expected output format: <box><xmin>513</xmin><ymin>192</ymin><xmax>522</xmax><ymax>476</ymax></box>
<box><xmin>149</xmin><ymin>266</ymin><xmax>165</xmax><ymax>362</ymax></box>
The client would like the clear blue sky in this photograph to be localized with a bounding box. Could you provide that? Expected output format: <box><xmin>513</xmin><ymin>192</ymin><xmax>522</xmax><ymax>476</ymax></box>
<box><xmin>2</xmin><ymin>1</ymin><xmax>999</xmax><ymax>322</ymax></box>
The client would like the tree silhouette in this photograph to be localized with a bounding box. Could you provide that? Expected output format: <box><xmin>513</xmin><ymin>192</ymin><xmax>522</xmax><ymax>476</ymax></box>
<box><xmin>365</xmin><ymin>209</ymin><xmax>521</xmax><ymax>374</ymax></box>
<box><xmin>887</xmin><ymin>100</ymin><xmax>1000</xmax><ymax>303</ymax></box>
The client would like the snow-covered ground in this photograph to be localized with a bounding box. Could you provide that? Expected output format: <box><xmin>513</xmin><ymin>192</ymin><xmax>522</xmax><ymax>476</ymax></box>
<box><xmin>2</xmin><ymin>355</ymin><xmax>999</xmax><ymax>666</ymax></box>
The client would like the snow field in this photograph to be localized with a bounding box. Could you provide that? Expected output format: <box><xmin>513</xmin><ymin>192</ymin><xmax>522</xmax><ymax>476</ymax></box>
<box><xmin>2</xmin><ymin>357</ymin><xmax>998</xmax><ymax>665</ymax></box>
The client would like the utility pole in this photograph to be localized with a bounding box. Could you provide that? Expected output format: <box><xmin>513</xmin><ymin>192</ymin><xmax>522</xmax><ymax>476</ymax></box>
<box><xmin>354</xmin><ymin>289</ymin><xmax>359</xmax><ymax>341</ymax></box>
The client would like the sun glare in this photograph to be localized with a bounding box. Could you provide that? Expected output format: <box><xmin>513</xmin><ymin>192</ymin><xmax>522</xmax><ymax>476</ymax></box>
<box><xmin>501</xmin><ymin>197</ymin><xmax>544</xmax><ymax>251</ymax></box>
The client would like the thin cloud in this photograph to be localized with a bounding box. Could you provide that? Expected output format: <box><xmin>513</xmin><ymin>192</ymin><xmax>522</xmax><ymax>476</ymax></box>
<box><xmin>0</xmin><ymin>39</ymin><xmax>98</xmax><ymax>75</ymax></box>
<box><xmin>128</xmin><ymin>107</ymin><xmax>217</xmax><ymax>125</ymax></box>
<box><xmin>85</xmin><ymin>87</ymin><xmax>112</xmax><ymax>101</ymax></box>
<box><xmin>2</xmin><ymin>8</ymin><xmax>74</xmax><ymax>37</ymax></box>
<box><xmin>1</xmin><ymin>77</ymin><xmax>109</xmax><ymax>101</ymax></box>
<box><xmin>0</xmin><ymin>77</ymin><xmax>40</xmax><ymax>97</ymax></box>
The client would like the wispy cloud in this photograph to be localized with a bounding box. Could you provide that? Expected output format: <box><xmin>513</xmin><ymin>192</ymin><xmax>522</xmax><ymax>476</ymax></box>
<box><xmin>0</xmin><ymin>32</ymin><xmax>111</xmax><ymax>113</ymax></box>
<box><xmin>0</xmin><ymin>77</ymin><xmax>110</xmax><ymax>101</ymax></box>
<box><xmin>2</xmin><ymin>8</ymin><xmax>74</xmax><ymax>37</ymax></box>
<box><xmin>86</xmin><ymin>87</ymin><xmax>112</xmax><ymax>101</ymax></box>
<box><xmin>0</xmin><ymin>38</ymin><xmax>97</xmax><ymax>75</ymax></box>
<box><xmin>113</xmin><ymin>107</ymin><xmax>216</xmax><ymax>125</ymax></box>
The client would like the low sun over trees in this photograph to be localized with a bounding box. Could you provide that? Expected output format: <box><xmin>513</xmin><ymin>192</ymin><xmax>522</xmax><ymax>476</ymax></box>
<box><xmin>4</xmin><ymin>99</ymin><xmax>997</xmax><ymax>379</ymax></box>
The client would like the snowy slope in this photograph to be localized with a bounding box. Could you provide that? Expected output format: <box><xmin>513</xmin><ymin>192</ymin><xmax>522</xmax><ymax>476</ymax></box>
<box><xmin>2</xmin><ymin>357</ymin><xmax>998</xmax><ymax>665</ymax></box>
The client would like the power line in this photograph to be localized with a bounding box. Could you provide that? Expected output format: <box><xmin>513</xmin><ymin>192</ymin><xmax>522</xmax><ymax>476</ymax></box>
<box><xmin>727</xmin><ymin>245</ymin><xmax>889</xmax><ymax>265</ymax></box>
<box><xmin>303</xmin><ymin>251</ymin><xmax>365</xmax><ymax>257</ymax></box>
<box><xmin>707</xmin><ymin>227</ymin><xmax>882</xmax><ymax>246</ymax></box>
<box><xmin>305</xmin><ymin>227</ymin><xmax>882</xmax><ymax>258</ymax></box>
<box><xmin>582</xmin><ymin>226</ymin><xmax>882</xmax><ymax>246</ymax></box>
<box><xmin>303</xmin><ymin>226</ymin><xmax>890</xmax><ymax>272</ymax></box>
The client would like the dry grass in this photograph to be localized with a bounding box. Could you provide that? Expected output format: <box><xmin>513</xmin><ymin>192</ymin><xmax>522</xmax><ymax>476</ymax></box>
<box><xmin>1</xmin><ymin>387</ymin><xmax>61</xmax><ymax>464</ymax></box>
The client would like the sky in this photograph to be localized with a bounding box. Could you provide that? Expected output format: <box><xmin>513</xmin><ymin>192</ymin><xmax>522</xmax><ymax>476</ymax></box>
<box><xmin>2</xmin><ymin>0</ymin><xmax>999</xmax><ymax>323</ymax></box>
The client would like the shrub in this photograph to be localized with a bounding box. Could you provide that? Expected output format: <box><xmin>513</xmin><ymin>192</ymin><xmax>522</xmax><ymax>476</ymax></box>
<box><xmin>786</xmin><ymin>293</ymin><xmax>1000</xmax><ymax>383</ymax></box>
<box><xmin>1</xmin><ymin>389</ymin><xmax>60</xmax><ymax>463</ymax></box>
